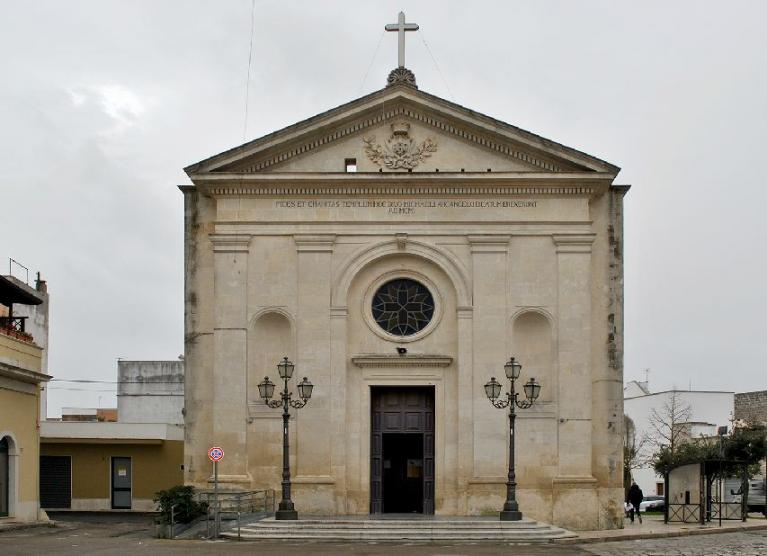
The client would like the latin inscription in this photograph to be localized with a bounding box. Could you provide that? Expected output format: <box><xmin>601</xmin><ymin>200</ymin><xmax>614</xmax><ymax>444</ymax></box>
<box><xmin>274</xmin><ymin>199</ymin><xmax>538</xmax><ymax>215</ymax></box>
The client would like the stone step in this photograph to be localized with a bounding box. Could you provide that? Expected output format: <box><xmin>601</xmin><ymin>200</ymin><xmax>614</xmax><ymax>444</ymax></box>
<box><xmin>221</xmin><ymin>517</ymin><xmax>576</xmax><ymax>542</ymax></box>
<box><xmin>237</xmin><ymin>520</ymin><xmax>550</xmax><ymax>530</ymax></box>
<box><xmin>225</xmin><ymin>531</ymin><xmax>573</xmax><ymax>542</ymax></box>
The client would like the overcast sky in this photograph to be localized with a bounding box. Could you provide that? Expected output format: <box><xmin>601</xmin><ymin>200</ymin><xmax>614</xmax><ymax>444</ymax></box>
<box><xmin>2</xmin><ymin>1</ymin><xmax>765</xmax><ymax>417</ymax></box>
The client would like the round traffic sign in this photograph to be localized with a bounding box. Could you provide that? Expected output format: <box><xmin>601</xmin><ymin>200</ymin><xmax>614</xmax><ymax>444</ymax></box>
<box><xmin>208</xmin><ymin>446</ymin><xmax>224</xmax><ymax>462</ymax></box>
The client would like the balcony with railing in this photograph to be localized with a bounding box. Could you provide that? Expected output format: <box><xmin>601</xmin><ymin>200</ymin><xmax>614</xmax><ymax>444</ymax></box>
<box><xmin>1</xmin><ymin>274</ymin><xmax>44</xmax><ymax>348</ymax></box>
<box><xmin>0</xmin><ymin>315</ymin><xmax>34</xmax><ymax>343</ymax></box>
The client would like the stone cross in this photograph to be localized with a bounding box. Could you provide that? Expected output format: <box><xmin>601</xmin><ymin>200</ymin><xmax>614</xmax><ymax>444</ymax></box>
<box><xmin>385</xmin><ymin>11</ymin><xmax>419</xmax><ymax>68</ymax></box>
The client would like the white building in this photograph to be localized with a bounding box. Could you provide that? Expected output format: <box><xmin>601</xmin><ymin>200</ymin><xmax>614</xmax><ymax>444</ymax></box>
<box><xmin>117</xmin><ymin>360</ymin><xmax>184</xmax><ymax>425</ymax></box>
<box><xmin>624</xmin><ymin>380</ymin><xmax>733</xmax><ymax>496</ymax></box>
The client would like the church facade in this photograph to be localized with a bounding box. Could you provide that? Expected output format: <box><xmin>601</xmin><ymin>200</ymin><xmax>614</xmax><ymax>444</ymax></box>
<box><xmin>181</xmin><ymin>67</ymin><xmax>628</xmax><ymax>530</ymax></box>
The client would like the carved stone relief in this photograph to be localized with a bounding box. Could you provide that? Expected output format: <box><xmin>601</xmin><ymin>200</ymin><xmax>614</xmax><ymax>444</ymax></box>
<box><xmin>363</xmin><ymin>121</ymin><xmax>437</xmax><ymax>170</ymax></box>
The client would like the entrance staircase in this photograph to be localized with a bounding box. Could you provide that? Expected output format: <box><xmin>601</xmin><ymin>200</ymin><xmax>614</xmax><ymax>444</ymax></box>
<box><xmin>222</xmin><ymin>515</ymin><xmax>577</xmax><ymax>543</ymax></box>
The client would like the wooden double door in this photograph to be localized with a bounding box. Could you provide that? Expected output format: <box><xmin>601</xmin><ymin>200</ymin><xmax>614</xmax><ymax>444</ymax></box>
<box><xmin>370</xmin><ymin>386</ymin><xmax>435</xmax><ymax>514</ymax></box>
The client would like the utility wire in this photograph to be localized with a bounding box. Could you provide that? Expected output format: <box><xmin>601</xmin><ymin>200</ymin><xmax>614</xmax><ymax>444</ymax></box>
<box><xmin>418</xmin><ymin>30</ymin><xmax>454</xmax><ymax>101</ymax></box>
<box><xmin>243</xmin><ymin>0</ymin><xmax>257</xmax><ymax>141</ymax></box>
<box><xmin>358</xmin><ymin>30</ymin><xmax>386</xmax><ymax>96</ymax></box>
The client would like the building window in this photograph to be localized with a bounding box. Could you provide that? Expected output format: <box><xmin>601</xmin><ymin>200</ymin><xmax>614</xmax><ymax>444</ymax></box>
<box><xmin>372</xmin><ymin>278</ymin><xmax>434</xmax><ymax>336</ymax></box>
<box><xmin>656</xmin><ymin>482</ymin><xmax>664</xmax><ymax>496</ymax></box>
<box><xmin>345</xmin><ymin>158</ymin><xmax>357</xmax><ymax>172</ymax></box>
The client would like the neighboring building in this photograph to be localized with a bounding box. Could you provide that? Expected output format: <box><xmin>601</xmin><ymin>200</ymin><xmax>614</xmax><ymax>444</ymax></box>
<box><xmin>61</xmin><ymin>407</ymin><xmax>118</xmax><ymax>422</ymax></box>
<box><xmin>9</xmin><ymin>273</ymin><xmax>50</xmax><ymax>420</ymax></box>
<box><xmin>624</xmin><ymin>380</ymin><xmax>734</xmax><ymax>497</ymax></box>
<box><xmin>0</xmin><ymin>274</ymin><xmax>51</xmax><ymax>522</ymax></box>
<box><xmin>40</xmin><ymin>361</ymin><xmax>184</xmax><ymax>511</ymax></box>
<box><xmin>734</xmin><ymin>390</ymin><xmax>767</xmax><ymax>424</ymax></box>
<box><xmin>117</xmin><ymin>360</ymin><xmax>184</xmax><ymax>425</ymax></box>
<box><xmin>182</xmin><ymin>60</ymin><xmax>628</xmax><ymax>530</ymax></box>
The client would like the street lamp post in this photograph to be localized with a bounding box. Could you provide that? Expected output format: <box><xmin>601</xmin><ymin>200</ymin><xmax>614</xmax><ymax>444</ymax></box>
<box><xmin>258</xmin><ymin>357</ymin><xmax>313</xmax><ymax>520</ymax></box>
<box><xmin>484</xmin><ymin>357</ymin><xmax>542</xmax><ymax>521</ymax></box>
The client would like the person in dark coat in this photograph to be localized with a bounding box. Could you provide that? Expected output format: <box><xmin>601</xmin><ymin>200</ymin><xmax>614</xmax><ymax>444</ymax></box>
<box><xmin>627</xmin><ymin>482</ymin><xmax>644</xmax><ymax>523</ymax></box>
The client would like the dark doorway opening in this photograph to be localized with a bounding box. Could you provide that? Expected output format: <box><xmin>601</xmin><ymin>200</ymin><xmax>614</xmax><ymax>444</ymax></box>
<box><xmin>370</xmin><ymin>386</ymin><xmax>434</xmax><ymax>514</ymax></box>
<box><xmin>0</xmin><ymin>437</ymin><xmax>8</xmax><ymax>517</ymax></box>
<box><xmin>383</xmin><ymin>433</ymin><xmax>424</xmax><ymax>513</ymax></box>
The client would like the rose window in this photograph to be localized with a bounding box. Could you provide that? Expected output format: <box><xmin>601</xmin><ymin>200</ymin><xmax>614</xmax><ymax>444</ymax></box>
<box><xmin>371</xmin><ymin>278</ymin><xmax>435</xmax><ymax>337</ymax></box>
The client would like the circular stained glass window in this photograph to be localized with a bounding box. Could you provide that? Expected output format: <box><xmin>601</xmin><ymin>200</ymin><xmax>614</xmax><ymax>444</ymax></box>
<box><xmin>371</xmin><ymin>278</ymin><xmax>435</xmax><ymax>337</ymax></box>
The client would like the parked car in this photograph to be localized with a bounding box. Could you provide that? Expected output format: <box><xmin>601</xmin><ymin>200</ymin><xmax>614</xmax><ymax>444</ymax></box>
<box><xmin>639</xmin><ymin>495</ymin><xmax>665</xmax><ymax>511</ymax></box>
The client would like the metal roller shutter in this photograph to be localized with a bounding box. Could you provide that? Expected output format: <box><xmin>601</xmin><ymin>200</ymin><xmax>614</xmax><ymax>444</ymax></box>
<box><xmin>40</xmin><ymin>455</ymin><xmax>71</xmax><ymax>509</ymax></box>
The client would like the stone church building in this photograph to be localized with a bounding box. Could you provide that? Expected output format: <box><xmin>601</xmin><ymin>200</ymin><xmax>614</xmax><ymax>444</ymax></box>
<box><xmin>181</xmin><ymin>65</ymin><xmax>628</xmax><ymax>530</ymax></box>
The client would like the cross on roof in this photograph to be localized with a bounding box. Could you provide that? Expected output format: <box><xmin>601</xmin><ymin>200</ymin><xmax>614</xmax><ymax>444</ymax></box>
<box><xmin>385</xmin><ymin>11</ymin><xmax>419</xmax><ymax>68</ymax></box>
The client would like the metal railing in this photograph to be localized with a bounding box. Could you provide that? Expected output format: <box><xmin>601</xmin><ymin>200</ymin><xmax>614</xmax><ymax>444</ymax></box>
<box><xmin>709</xmin><ymin>501</ymin><xmax>744</xmax><ymax>521</ymax></box>
<box><xmin>199</xmin><ymin>489</ymin><xmax>276</xmax><ymax>539</ymax></box>
<box><xmin>667</xmin><ymin>503</ymin><xmax>701</xmax><ymax>523</ymax></box>
<box><xmin>0</xmin><ymin>316</ymin><xmax>33</xmax><ymax>343</ymax></box>
<box><xmin>0</xmin><ymin>316</ymin><xmax>27</xmax><ymax>332</ymax></box>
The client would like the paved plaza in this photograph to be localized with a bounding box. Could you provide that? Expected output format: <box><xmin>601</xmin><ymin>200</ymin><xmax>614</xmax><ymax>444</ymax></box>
<box><xmin>582</xmin><ymin>530</ymin><xmax>767</xmax><ymax>556</ymax></box>
<box><xmin>0</xmin><ymin>513</ymin><xmax>766</xmax><ymax>555</ymax></box>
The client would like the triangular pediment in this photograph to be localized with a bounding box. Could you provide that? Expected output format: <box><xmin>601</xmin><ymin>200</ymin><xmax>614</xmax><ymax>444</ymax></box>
<box><xmin>185</xmin><ymin>84</ymin><xmax>619</xmax><ymax>177</ymax></box>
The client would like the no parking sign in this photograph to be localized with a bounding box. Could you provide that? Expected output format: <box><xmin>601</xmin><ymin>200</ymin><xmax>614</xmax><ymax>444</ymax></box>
<box><xmin>208</xmin><ymin>446</ymin><xmax>224</xmax><ymax>462</ymax></box>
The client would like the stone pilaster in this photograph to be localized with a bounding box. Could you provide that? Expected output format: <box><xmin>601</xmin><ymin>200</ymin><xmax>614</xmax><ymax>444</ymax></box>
<box><xmin>294</xmin><ymin>235</ymin><xmax>336</xmax><ymax>505</ymax></box>
<box><xmin>211</xmin><ymin>233</ymin><xmax>251</xmax><ymax>485</ymax></box>
<box><xmin>551</xmin><ymin>233</ymin><xmax>598</xmax><ymax>529</ymax></box>
<box><xmin>456</xmin><ymin>305</ymin><xmax>474</xmax><ymax>513</ymax></box>
<box><xmin>467</xmin><ymin>235</ymin><xmax>510</xmax><ymax>480</ymax></box>
<box><xmin>329</xmin><ymin>305</ymin><xmax>348</xmax><ymax>512</ymax></box>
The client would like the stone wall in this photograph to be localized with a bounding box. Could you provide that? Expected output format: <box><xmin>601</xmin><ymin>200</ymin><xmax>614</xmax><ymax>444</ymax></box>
<box><xmin>734</xmin><ymin>390</ymin><xmax>767</xmax><ymax>423</ymax></box>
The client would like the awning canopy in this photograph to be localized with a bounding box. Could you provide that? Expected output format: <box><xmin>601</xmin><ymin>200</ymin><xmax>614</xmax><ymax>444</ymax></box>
<box><xmin>0</xmin><ymin>275</ymin><xmax>43</xmax><ymax>307</ymax></box>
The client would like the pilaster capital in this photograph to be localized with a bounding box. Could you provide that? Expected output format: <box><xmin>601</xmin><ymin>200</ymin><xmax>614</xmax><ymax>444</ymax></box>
<box><xmin>294</xmin><ymin>234</ymin><xmax>336</xmax><ymax>253</ymax></box>
<box><xmin>467</xmin><ymin>235</ymin><xmax>511</xmax><ymax>253</ymax></box>
<box><xmin>330</xmin><ymin>306</ymin><xmax>348</xmax><ymax>318</ymax></box>
<box><xmin>209</xmin><ymin>234</ymin><xmax>251</xmax><ymax>253</ymax></box>
<box><xmin>457</xmin><ymin>306</ymin><xmax>474</xmax><ymax>319</ymax></box>
<box><xmin>552</xmin><ymin>233</ymin><xmax>596</xmax><ymax>254</ymax></box>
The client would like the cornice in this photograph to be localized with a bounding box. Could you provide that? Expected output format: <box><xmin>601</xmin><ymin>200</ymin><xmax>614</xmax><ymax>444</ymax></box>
<box><xmin>190</xmin><ymin>171</ymin><xmax>614</xmax><ymax>183</ymax></box>
<box><xmin>194</xmin><ymin>176</ymin><xmax>605</xmax><ymax>198</ymax></box>
<box><xmin>0</xmin><ymin>361</ymin><xmax>52</xmax><ymax>384</ymax></box>
<box><xmin>468</xmin><ymin>235</ymin><xmax>511</xmax><ymax>253</ymax></box>
<box><xmin>232</xmin><ymin>104</ymin><xmax>569</xmax><ymax>174</ymax></box>
<box><xmin>209</xmin><ymin>233</ymin><xmax>252</xmax><ymax>253</ymax></box>
<box><xmin>294</xmin><ymin>234</ymin><xmax>336</xmax><ymax>252</ymax></box>
<box><xmin>352</xmin><ymin>354</ymin><xmax>453</xmax><ymax>368</ymax></box>
<box><xmin>552</xmin><ymin>233</ymin><xmax>597</xmax><ymax>254</ymax></box>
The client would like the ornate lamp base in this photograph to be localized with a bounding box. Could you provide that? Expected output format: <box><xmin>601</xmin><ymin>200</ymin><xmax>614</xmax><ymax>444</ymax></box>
<box><xmin>276</xmin><ymin>500</ymin><xmax>298</xmax><ymax>520</ymax></box>
<box><xmin>500</xmin><ymin>510</ymin><xmax>523</xmax><ymax>521</ymax></box>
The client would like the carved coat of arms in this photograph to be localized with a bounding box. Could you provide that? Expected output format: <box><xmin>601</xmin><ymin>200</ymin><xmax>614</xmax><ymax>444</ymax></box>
<box><xmin>363</xmin><ymin>122</ymin><xmax>437</xmax><ymax>170</ymax></box>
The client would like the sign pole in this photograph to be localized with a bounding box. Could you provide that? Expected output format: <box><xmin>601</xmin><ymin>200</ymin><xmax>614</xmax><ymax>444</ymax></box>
<box><xmin>214</xmin><ymin>460</ymin><xmax>219</xmax><ymax>536</ymax></box>
<box><xmin>207</xmin><ymin>446</ymin><xmax>224</xmax><ymax>537</ymax></box>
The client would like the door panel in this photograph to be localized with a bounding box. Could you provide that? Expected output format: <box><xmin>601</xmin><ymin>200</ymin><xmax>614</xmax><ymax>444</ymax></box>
<box><xmin>111</xmin><ymin>457</ymin><xmax>132</xmax><ymax>509</ymax></box>
<box><xmin>370</xmin><ymin>387</ymin><xmax>435</xmax><ymax>514</ymax></box>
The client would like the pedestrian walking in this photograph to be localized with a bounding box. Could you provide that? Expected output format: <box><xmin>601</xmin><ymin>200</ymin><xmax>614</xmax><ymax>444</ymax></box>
<box><xmin>627</xmin><ymin>482</ymin><xmax>643</xmax><ymax>524</ymax></box>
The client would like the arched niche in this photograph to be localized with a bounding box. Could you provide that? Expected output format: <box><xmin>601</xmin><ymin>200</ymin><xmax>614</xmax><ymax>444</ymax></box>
<box><xmin>511</xmin><ymin>310</ymin><xmax>555</xmax><ymax>403</ymax></box>
<box><xmin>247</xmin><ymin>310</ymin><xmax>294</xmax><ymax>402</ymax></box>
<box><xmin>0</xmin><ymin>433</ymin><xmax>18</xmax><ymax>518</ymax></box>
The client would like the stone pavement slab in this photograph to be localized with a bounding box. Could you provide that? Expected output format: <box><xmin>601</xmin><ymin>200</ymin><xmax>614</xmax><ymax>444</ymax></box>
<box><xmin>582</xmin><ymin>530</ymin><xmax>767</xmax><ymax>556</ymax></box>
<box><xmin>561</xmin><ymin>514</ymin><xmax>767</xmax><ymax>544</ymax></box>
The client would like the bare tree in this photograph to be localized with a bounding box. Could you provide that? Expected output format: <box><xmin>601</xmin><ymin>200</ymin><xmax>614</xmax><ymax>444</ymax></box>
<box><xmin>647</xmin><ymin>391</ymin><xmax>693</xmax><ymax>456</ymax></box>
<box><xmin>624</xmin><ymin>414</ymin><xmax>648</xmax><ymax>495</ymax></box>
